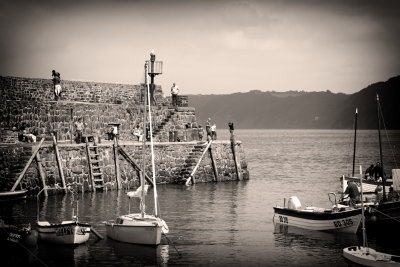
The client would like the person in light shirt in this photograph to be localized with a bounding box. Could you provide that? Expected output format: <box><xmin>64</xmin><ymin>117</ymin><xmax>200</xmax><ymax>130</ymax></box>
<box><xmin>171</xmin><ymin>83</ymin><xmax>179</xmax><ymax>108</ymax></box>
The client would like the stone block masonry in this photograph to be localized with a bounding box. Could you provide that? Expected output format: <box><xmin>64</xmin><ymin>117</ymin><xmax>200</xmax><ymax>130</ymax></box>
<box><xmin>0</xmin><ymin>75</ymin><xmax>249</xmax><ymax>193</ymax></box>
<box><xmin>0</xmin><ymin>141</ymin><xmax>249</xmax><ymax>194</ymax></box>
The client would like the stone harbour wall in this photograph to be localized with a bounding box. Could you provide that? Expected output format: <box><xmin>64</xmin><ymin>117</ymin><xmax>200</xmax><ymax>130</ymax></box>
<box><xmin>1</xmin><ymin>76</ymin><xmax>195</xmax><ymax>143</ymax></box>
<box><xmin>0</xmin><ymin>140</ymin><xmax>249</xmax><ymax>194</ymax></box>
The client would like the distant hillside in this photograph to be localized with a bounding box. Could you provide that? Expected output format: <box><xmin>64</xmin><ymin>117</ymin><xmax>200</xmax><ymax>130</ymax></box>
<box><xmin>188</xmin><ymin>76</ymin><xmax>400</xmax><ymax>129</ymax></box>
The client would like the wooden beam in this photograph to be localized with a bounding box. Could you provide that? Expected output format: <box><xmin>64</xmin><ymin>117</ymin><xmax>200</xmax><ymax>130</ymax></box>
<box><xmin>52</xmin><ymin>135</ymin><xmax>67</xmax><ymax>193</ymax></box>
<box><xmin>229</xmin><ymin>125</ymin><xmax>242</xmax><ymax>181</ymax></box>
<box><xmin>185</xmin><ymin>140</ymin><xmax>213</xmax><ymax>186</ymax></box>
<box><xmin>209</xmin><ymin>144</ymin><xmax>219</xmax><ymax>182</ymax></box>
<box><xmin>35</xmin><ymin>152</ymin><xmax>48</xmax><ymax>196</ymax></box>
<box><xmin>11</xmin><ymin>138</ymin><xmax>45</xmax><ymax>191</ymax></box>
<box><xmin>85</xmin><ymin>136</ymin><xmax>95</xmax><ymax>191</ymax></box>
<box><xmin>118</xmin><ymin>145</ymin><xmax>154</xmax><ymax>186</ymax></box>
<box><xmin>113</xmin><ymin>137</ymin><xmax>122</xmax><ymax>189</ymax></box>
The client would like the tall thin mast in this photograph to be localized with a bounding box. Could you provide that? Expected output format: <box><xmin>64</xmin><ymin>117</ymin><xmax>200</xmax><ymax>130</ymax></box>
<box><xmin>359</xmin><ymin>166</ymin><xmax>367</xmax><ymax>249</ymax></box>
<box><xmin>147</xmin><ymin>55</ymin><xmax>159</xmax><ymax>218</ymax></box>
<box><xmin>376</xmin><ymin>94</ymin><xmax>386</xmax><ymax>201</ymax></box>
<box><xmin>140</xmin><ymin>63</ymin><xmax>148</xmax><ymax>218</ymax></box>
<box><xmin>352</xmin><ymin>108</ymin><xmax>358</xmax><ymax>177</ymax></box>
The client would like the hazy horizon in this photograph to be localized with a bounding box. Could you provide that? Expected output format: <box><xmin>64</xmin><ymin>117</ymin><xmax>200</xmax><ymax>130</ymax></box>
<box><xmin>1</xmin><ymin>0</ymin><xmax>399</xmax><ymax>95</ymax></box>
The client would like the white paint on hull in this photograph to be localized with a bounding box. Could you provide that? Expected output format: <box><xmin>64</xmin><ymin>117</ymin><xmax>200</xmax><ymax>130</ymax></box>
<box><xmin>273</xmin><ymin>210</ymin><xmax>362</xmax><ymax>234</ymax></box>
<box><xmin>105</xmin><ymin>213</ymin><xmax>162</xmax><ymax>245</ymax></box>
<box><xmin>37</xmin><ymin>221</ymin><xmax>91</xmax><ymax>245</ymax></box>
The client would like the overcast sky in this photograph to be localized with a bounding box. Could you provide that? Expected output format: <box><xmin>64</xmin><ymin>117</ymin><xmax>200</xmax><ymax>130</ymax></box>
<box><xmin>1</xmin><ymin>0</ymin><xmax>399</xmax><ymax>94</ymax></box>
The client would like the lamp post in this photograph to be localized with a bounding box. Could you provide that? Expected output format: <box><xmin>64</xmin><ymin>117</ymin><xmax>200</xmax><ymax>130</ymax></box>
<box><xmin>146</xmin><ymin>51</ymin><xmax>163</xmax><ymax>105</ymax></box>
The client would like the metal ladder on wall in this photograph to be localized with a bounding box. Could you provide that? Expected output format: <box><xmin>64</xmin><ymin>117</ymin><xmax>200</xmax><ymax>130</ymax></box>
<box><xmin>84</xmin><ymin>135</ymin><xmax>104</xmax><ymax>190</ymax></box>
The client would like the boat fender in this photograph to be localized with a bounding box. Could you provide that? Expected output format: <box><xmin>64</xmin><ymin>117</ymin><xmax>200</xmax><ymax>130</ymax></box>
<box><xmin>288</xmin><ymin>196</ymin><xmax>301</xmax><ymax>210</ymax></box>
<box><xmin>160</xmin><ymin>219</ymin><xmax>169</xmax><ymax>234</ymax></box>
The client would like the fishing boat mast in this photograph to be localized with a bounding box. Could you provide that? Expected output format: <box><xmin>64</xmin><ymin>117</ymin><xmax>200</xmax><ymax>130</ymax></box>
<box><xmin>352</xmin><ymin>108</ymin><xmax>358</xmax><ymax>177</ymax></box>
<box><xmin>359</xmin><ymin>166</ymin><xmax>368</xmax><ymax>250</ymax></box>
<box><xmin>376</xmin><ymin>94</ymin><xmax>387</xmax><ymax>201</ymax></box>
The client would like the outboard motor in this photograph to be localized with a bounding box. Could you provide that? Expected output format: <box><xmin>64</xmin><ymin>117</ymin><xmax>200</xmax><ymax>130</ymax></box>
<box><xmin>288</xmin><ymin>196</ymin><xmax>301</xmax><ymax>210</ymax></box>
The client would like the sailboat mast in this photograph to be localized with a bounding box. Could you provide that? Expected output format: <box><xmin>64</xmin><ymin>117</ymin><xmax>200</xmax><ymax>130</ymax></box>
<box><xmin>140</xmin><ymin>63</ymin><xmax>148</xmax><ymax>218</ymax></box>
<box><xmin>352</xmin><ymin>108</ymin><xmax>358</xmax><ymax>177</ymax></box>
<box><xmin>376</xmin><ymin>94</ymin><xmax>386</xmax><ymax>201</ymax></box>
<box><xmin>146</xmin><ymin>57</ymin><xmax>159</xmax><ymax>218</ymax></box>
<box><xmin>359</xmin><ymin>166</ymin><xmax>367</xmax><ymax>249</ymax></box>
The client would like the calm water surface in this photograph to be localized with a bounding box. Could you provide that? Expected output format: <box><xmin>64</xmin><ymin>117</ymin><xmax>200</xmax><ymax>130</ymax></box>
<box><xmin>1</xmin><ymin>129</ymin><xmax>400</xmax><ymax>266</ymax></box>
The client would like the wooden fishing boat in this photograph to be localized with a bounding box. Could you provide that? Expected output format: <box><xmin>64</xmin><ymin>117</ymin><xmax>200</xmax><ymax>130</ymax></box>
<box><xmin>340</xmin><ymin>176</ymin><xmax>392</xmax><ymax>195</ymax></box>
<box><xmin>37</xmin><ymin>221</ymin><xmax>91</xmax><ymax>245</ymax></box>
<box><xmin>273</xmin><ymin>195</ymin><xmax>362</xmax><ymax>234</ymax></box>
<box><xmin>105</xmin><ymin>53</ymin><xmax>169</xmax><ymax>246</ymax></box>
<box><xmin>36</xmin><ymin>187</ymin><xmax>91</xmax><ymax>245</ymax></box>
<box><xmin>0</xmin><ymin>190</ymin><xmax>28</xmax><ymax>201</ymax></box>
<box><xmin>340</xmin><ymin>96</ymin><xmax>400</xmax><ymax>227</ymax></box>
<box><xmin>0</xmin><ymin>219</ymin><xmax>32</xmax><ymax>244</ymax></box>
<box><xmin>343</xmin><ymin>174</ymin><xmax>400</xmax><ymax>266</ymax></box>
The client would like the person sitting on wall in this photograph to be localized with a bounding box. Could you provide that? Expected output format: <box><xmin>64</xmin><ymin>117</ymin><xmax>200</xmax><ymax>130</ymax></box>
<box><xmin>22</xmin><ymin>130</ymin><xmax>37</xmax><ymax>143</ymax></box>
<box><xmin>133</xmin><ymin>125</ymin><xmax>143</xmax><ymax>141</ymax></box>
<box><xmin>52</xmin><ymin>70</ymin><xmax>62</xmax><ymax>101</ymax></box>
<box><xmin>198</xmin><ymin>125</ymin><xmax>204</xmax><ymax>141</ymax></box>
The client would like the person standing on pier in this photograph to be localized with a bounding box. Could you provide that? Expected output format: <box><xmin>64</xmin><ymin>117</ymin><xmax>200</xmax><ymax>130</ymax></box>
<box><xmin>74</xmin><ymin>118</ymin><xmax>84</xmax><ymax>144</ymax></box>
<box><xmin>171</xmin><ymin>83</ymin><xmax>179</xmax><ymax>109</ymax></box>
<box><xmin>52</xmin><ymin>70</ymin><xmax>62</xmax><ymax>100</ymax></box>
<box><xmin>211</xmin><ymin>123</ymin><xmax>217</xmax><ymax>140</ymax></box>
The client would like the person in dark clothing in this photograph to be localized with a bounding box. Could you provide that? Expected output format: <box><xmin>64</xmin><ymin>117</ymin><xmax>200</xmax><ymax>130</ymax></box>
<box><xmin>388</xmin><ymin>185</ymin><xmax>400</xmax><ymax>201</ymax></box>
<box><xmin>373</xmin><ymin>162</ymin><xmax>385</xmax><ymax>181</ymax></box>
<box><xmin>365</xmin><ymin>164</ymin><xmax>374</xmax><ymax>180</ymax></box>
<box><xmin>344</xmin><ymin>181</ymin><xmax>360</xmax><ymax>207</ymax></box>
<box><xmin>52</xmin><ymin>70</ymin><xmax>62</xmax><ymax>100</ymax></box>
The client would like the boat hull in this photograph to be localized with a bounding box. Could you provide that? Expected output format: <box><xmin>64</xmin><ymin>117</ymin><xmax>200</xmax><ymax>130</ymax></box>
<box><xmin>273</xmin><ymin>207</ymin><xmax>362</xmax><ymax>234</ymax></box>
<box><xmin>0</xmin><ymin>190</ymin><xmax>28</xmax><ymax>201</ymax></box>
<box><xmin>105</xmin><ymin>214</ymin><xmax>162</xmax><ymax>245</ymax></box>
<box><xmin>343</xmin><ymin>246</ymin><xmax>400</xmax><ymax>266</ymax></box>
<box><xmin>37</xmin><ymin>221</ymin><xmax>91</xmax><ymax>245</ymax></box>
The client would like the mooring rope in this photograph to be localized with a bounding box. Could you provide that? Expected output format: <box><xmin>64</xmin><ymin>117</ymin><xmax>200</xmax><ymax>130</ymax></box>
<box><xmin>369</xmin><ymin>207</ymin><xmax>400</xmax><ymax>224</ymax></box>
<box><xmin>379</xmin><ymin>104</ymin><xmax>399</xmax><ymax>169</ymax></box>
<box><xmin>0</xmin><ymin>226</ymin><xmax>48</xmax><ymax>267</ymax></box>
<box><xmin>162</xmin><ymin>233</ymin><xmax>182</xmax><ymax>258</ymax></box>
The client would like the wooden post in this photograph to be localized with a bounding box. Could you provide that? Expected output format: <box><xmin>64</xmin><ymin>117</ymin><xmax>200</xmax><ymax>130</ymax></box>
<box><xmin>52</xmin><ymin>135</ymin><xmax>67</xmax><ymax>193</ymax></box>
<box><xmin>229</xmin><ymin>122</ymin><xmax>242</xmax><ymax>181</ymax></box>
<box><xmin>11</xmin><ymin>138</ymin><xmax>45</xmax><ymax>191</ymax></box>
<box><xmin>118</xmin><ymin>145</ymin><xmax>154</xmax><ymax>186</ymax></box>
<box><xmin>85</xmin><ymin>136</ymin><xmax>95</xmax><ymax>191</ymax></box>
<box><xmin>209</xmin><ymin>144</ymin><xmax>219</xmax><ymax>182</ymax></box>
<box><xmin>113</xmin><ymin>137</ymin><xmax>121</xmax><ymax>189</ymax></box>
<box><xmin>70</xmin><ymin>108</ymin><xmax>73</xmax><ymax>144</ymax></box>
<box><xmin>35</xmin><ymin>153</ymin><xmax>48</xmax><ymax>196</ymax></box>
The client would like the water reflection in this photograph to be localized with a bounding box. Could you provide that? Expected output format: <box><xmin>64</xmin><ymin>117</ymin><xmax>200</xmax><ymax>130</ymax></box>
<box><xmin>36</xmin><ymin>243</ymin><xmax>89</xmax><ymax>267</ymax></box>
<box><xmin>109</xmin><ymin>241</ymin><xmax>169</xmax><ymax>266</ymax></box>
<box><xmin>273</xmin><ymin>224</ymin><xmax>359</xmax><ymax>266</ymax></box>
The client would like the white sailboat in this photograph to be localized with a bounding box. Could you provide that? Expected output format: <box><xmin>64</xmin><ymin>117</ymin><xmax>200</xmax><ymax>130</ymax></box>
<box><xmin>343</xmin><ymin>166</ymin><xmax>400</xmax><ymax>266</ymax></box>
<box><xmin>105</xmin><ymin>57</ymin><xmax>168</xmax><ymax>246</ymax></box>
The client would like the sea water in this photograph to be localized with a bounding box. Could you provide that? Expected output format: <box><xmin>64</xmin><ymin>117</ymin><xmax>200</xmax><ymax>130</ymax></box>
<box><xmin>1</xmin><ymin>129</ymin><xmax>400</xmax><ymax>266</ymax></box>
